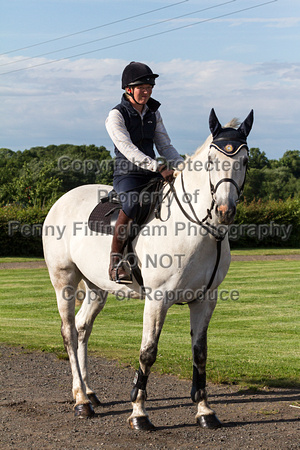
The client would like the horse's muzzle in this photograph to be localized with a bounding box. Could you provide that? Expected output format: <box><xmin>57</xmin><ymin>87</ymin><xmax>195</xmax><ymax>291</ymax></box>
<box><xmin>215</xmin><ymin>202</ymin><xmax>236</xmax><ymax>224</ymax></box>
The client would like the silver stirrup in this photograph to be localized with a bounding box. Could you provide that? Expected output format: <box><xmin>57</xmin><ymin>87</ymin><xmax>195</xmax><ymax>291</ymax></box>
<box><xmin>115</xmin><ymin>259</ymin><xmax>133</xmax><ymax>284</ymax></box>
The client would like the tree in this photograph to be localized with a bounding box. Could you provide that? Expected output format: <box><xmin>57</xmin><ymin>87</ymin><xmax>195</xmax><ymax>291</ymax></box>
<box><xmin>261</xmin><ymin>167</ymin><xmax>298</xmax><ymax>200</ymax></box>
<box><xmin>0</xmin><ymin>144</ymin><xmax>113</xmax><ymax>206</ymax></box>
<box><xmin>278</xmin><ymin>150</ymin><xmax>300</xmax><ymax>178</ymax></box>
<box><xmin>243</xmin><ymin>168</ymin><xmax>266</xmax><ymax>200</ymax></box>
<box><xmin>249</xmin><ymin>148</ymin><xmax>270</xmax><ymax>169</ymax></box>
<box><xmin>0</xmin><ymin>162</ymin><xmax>62</xmax><ymax>207</ymax></box>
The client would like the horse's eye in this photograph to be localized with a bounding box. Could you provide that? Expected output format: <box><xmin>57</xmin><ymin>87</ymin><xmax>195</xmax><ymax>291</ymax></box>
<box><xmin>243</xmin><ymin>155</ymin><xmax>249</xmax><ymax>166</ymax></box>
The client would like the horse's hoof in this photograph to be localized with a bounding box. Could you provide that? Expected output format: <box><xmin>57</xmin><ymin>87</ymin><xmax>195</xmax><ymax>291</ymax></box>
<box><xmin>74</xmin><ymin>402</ymin><xmax>95</xmax><ymax>418</ymax></box>
<box><xmin>128</xmin><ymin>416</ymin><xmax>155</xmax><ymax>431</ymax></box>
<box><xmin>87</xmin><ymin>393</ymin><xmax>101</xmax><ymax>408</ymax></box>
<box><xmin>197</xmin><ymin>414</ymin><xmax>222</xmax><ymax>429</ymax></box>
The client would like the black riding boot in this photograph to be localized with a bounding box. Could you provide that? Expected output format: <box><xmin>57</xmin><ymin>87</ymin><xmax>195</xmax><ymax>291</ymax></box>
<box><xmin>109</xmin><ymin>210</ymin><xmax>132</xmax><ymax>283</ymax></box>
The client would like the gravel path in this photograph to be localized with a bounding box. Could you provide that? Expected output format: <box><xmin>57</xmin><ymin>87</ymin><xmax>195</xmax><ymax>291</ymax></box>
<box><xmin>0</xmin><ymin>254</ymin><xmax>299</xmax><ymax>270</ymax></box>
<box><xmin>0</xmin><ymin>345</ymin><xmax>299</xmax><ymax>449</ymax></box>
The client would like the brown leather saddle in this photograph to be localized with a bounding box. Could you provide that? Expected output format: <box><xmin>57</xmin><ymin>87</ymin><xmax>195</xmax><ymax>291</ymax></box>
<box><xmin>88</xmin><ymin>179</ymin><xmax>163</xmax><ymax>237</ymax></box>
<box><xmin>87</xmin><ymin>179</ymin><xmax>164</xmax><ymax>287</ymax></box>
<box><xmin>88</xmin><ymin>190</ymin><xmax>121</xmax><ymax>236</ymax></box>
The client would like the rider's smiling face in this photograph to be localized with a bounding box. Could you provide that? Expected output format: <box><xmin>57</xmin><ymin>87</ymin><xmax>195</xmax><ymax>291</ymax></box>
<box><xmin>126</xmin><ymin>84</ymin><xmax>153</xmax><ymax>107</ymax></box>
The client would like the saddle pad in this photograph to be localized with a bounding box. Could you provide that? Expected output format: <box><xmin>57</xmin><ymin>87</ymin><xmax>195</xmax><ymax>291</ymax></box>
<box><xmin>88</xmin><ymin>201</ymin><xmax>120</xmax><ymax>235</ymax></box>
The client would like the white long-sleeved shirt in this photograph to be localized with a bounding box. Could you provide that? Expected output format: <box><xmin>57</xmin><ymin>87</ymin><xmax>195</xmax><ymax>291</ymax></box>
<box><xmin>105</xmin><ymin>104</ymin><xmax>184</xmax><ymax>172</ymax></box>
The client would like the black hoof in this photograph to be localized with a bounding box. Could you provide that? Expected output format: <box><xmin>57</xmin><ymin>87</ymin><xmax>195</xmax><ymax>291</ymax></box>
<box><xmin>74</xmin><ymin>402</ymin><xmax>95</xmax><ymax>418</ymax></box>
<box><xmin>128</xmin><ymin>416</ymin><xmax>155</xmax><ymax>431</ymax></box>
<box><xmin>197</xmin><ymin>414</ymin><xmax>222</xmax><ymax>429</ymax></box>
<box><xmin>87</xmin><ymin>393</ymin><xmax>101</xmax><ymax>408</ymax></box>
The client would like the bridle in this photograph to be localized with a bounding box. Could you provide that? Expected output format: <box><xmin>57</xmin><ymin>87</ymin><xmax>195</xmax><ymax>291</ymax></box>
<box><xmin>156</xmin><ymin>109</ymin><xmax>253</xmax><ymax>301</ymax></box>
<box><xmin>156</xmin><ymin>136</ymin><xmax>249</xmax><ymax>302</ymax></box>
<box><xmin>161</xmin><ymin>140</ymin><xmax>249</xmax><ymax>242</ymax></box>
<box><xmin>208</xmin><ymin>149</ymin><xmax>249</xmax><ymax>215</ymax></box>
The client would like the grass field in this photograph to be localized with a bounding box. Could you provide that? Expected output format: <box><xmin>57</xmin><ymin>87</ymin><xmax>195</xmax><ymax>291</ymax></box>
<box><xmin>0</xmin><ymin>257</ymin><xmax>299</xmax><ymax>388</ymax></box>
<box><xmin>0</xmin><ymin>257</ymin><xmax>45</xmax><ymax>263</ymax></box>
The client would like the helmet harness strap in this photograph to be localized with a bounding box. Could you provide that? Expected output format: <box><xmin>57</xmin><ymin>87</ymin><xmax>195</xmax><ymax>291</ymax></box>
<box><xmin>127</xmin><ymin>86</ymin><xmax>143</xmax><ymax>106</ymax></box>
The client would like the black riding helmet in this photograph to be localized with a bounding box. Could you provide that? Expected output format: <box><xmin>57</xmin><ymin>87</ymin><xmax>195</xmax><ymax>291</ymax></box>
<box><xmin>121</xmin><ymin>61</ymin><xmax>159</xmax><ymax>89</ymax></box>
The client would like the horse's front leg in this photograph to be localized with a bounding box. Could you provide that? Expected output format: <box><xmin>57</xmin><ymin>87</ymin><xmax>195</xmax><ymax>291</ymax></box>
<box><xmin>128</xmin><ymin>295</ymin><xmax>168</xmax><ymax>431</ymax></box>
<box><xmin>189</xmin><ymin>289</ymin><xmax>222</xmax><ymax>429</ymax></box>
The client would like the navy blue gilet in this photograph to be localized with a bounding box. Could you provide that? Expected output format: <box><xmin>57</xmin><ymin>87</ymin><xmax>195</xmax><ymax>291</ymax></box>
<box><xmin>113</xmin><ymin>94</ymin><xmax>161</xmax><ymax>177</ymax></box>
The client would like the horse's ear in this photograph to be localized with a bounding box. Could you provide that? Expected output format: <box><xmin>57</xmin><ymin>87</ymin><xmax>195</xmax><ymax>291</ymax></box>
<box><xmin>209</xmin><ymin>108</ymin><xmax>222</xmax><ymax>138</ymax></box>
<box><xmin>238</xmin><ymin>109</ymin><xmax>254</xmax><ymax>137</ymax></box>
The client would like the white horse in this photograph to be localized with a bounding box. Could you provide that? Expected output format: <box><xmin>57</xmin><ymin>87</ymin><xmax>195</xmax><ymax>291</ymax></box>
<box><xmin>43</xmin><ymin>109</ymin><xmax>253</xmax><ymax>430</ymax></box>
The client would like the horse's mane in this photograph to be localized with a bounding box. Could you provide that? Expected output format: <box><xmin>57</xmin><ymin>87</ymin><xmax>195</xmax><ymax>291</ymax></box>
<box><xmin>189</xmin><ymin>117</ymin><xmax>240</xmax><ymax>161</ymax></box>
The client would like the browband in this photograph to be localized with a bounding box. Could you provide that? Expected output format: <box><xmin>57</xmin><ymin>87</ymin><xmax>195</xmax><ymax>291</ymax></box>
<box><xmin>210</xmin><ymin>141</ymin><xmax>249</xmax><ymax>157</ymax></box>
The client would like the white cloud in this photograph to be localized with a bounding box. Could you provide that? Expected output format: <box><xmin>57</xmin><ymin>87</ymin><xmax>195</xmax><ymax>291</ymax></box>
<box><xmin>218</xmin><ymin>17</ymin><xmax>300</xmax><ymax>28</ymax></box>
<box><xmin>0</xmin><ymin>57</ymin><xmax>299</xmax><ymax>157</ymax></box>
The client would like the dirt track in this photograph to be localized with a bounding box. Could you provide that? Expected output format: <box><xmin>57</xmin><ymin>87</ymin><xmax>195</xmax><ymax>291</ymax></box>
<box><xmin>0</xmin><ymin>254</ymin><xmax>299</xmax><ymax>271</ymax></box>
<box><xmin>0</xmin><ymin>345</ymin><xmax>299</xmax><ymax>449</ymax></box>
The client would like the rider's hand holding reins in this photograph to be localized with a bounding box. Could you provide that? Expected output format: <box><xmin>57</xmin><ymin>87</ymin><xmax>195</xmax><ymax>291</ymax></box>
<box><xmin>158</xmin><ymin>164</ymin><xmax>174</xmax><ymax>182</ymax></box>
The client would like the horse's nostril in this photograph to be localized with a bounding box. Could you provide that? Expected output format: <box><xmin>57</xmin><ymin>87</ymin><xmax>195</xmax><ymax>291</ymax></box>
<box><xmin>217</xmin><ymin>205</ymin><xmax>228</xmax><ymax>215</ymax></box>
<box><xmin>216</xmin><ymin>204</ymin><xmax>236</xmax><ymax>220</ymax></box>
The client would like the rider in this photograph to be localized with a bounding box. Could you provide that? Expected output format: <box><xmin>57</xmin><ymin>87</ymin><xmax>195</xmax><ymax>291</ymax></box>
<box><xmin>105</xmin><ymin>61</ymin><xmax>184</xmax><ymax>283</ymax></box>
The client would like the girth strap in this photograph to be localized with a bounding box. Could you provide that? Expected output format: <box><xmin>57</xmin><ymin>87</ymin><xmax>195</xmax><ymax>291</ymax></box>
<box><xmin>203</xmin><ymin>239</ymin><xmax>222</xmax><ymax>294</ymax></box>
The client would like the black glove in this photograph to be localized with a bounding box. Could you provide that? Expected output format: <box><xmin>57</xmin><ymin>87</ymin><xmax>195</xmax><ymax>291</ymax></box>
<box><xmin>158</xmin><ymin>164</ymin><xmax>174</xmax><ymax>182</ymax></box>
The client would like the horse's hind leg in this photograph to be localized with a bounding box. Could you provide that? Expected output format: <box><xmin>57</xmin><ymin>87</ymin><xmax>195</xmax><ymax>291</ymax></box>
<box><xmin>75</xmin><ymin>281</ymin><xmax>108</xmax><ymax>408</ymax></box>
<box><xmin>51</xmin><ymin>265</ymin><xmax>94</xmax><ymax>417</ymax></box>
<box><xmin>189</xmin><ymin>290</ymin><xmax>222</xmax><ymax>429</ymax></box>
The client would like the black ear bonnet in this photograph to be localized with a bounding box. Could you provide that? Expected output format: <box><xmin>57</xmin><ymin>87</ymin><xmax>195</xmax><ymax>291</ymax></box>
<box><xmin>209</xmin><ymin>109</ymin><xmax>254</xmax><ymax>157</ymax></box>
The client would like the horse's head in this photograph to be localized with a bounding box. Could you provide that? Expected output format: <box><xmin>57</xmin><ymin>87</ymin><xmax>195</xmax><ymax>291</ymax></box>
<box><xmin>208</xmin><ymin>108</ymin><xmax>254</xmax><ymax>224</ymax></box>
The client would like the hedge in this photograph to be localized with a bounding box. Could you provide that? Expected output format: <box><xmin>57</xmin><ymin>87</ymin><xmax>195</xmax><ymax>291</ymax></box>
<box><xmin>0</xmin><ymin>197</ymin><xmax>299</xmax><ymax>256</ymax></box>
<box><xmin>0</xmin><ymin>204</ymin><xmax>48</xmax><ymax>256</ymax></box>
<box><xmin>231</xmin><ymin>197</ymin><xmax>300</xmax><ymax>248</ymax></box>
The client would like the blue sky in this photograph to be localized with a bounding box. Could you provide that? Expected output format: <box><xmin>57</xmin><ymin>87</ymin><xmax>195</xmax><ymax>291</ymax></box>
<box><xmin>1</xmin><ymin>0</ymin><xmax>300</xmax><ymax>160</ymax></box>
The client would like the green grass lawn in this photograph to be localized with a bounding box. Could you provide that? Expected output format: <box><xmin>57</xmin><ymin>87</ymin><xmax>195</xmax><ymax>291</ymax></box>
<box><xmin>0</xmin><ymin>257</ymin><xmax>45</xmax><ymax>263</ymax></box>
<box><xmin>0</xmin><ymin>259</ymin><xmax>299</xmax><ymax>388</ymax></box>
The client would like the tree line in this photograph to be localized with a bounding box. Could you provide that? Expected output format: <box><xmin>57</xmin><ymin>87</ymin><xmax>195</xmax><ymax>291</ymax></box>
<box><xmin>0</xmin><ymin>145</ymin><xmax>113</xmax><ymax>208</ymax></box>
<box><xmin>244</xmin><ymin>148</ymin><xmax>300</xmax><ymax>201</ymax></box>
<box><xmin>0</xmin><ymin>144</ymin><xmax>299</xmax><ymax>208</ymax></box>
